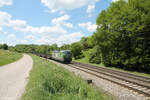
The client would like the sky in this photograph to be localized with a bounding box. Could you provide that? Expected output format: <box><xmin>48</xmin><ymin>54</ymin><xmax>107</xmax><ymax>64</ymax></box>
<box><xmin>0</xmin><ymin>0</ymin><xmax>118</xmax><ymax>46</ymax></box>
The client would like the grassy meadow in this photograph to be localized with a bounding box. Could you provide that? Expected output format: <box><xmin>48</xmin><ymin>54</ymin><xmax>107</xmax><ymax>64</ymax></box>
<box><xmin>22</xmin><ymin>55</ymin><xmax>114</xmax><ymax>100</ymax></box>
<box><xmin>0</xmin><ymin>50</ymin><xmax>22</xmax><ymax>66</ymax></box>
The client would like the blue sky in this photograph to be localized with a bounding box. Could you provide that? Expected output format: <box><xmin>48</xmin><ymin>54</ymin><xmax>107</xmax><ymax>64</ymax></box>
<box><xmin>0</xmin><ymin>0</ymin><xmax>116</xmax><ymax>46</ymax></box>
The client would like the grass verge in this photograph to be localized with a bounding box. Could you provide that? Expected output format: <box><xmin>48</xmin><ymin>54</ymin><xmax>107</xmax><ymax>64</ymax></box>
<box><xmin>0</xmin><ymin>50</ymin><xmax>22</xmax><ymax>66</ymax></box>
<box><xmin>75</xmin><ymin>57</ymin><xmax>150</xmax><ymax>79</ymax></box>
<box><xmin>22</xmin><ymin>55</ymin><xmax>114</xmax><ymax>100</ymax></box>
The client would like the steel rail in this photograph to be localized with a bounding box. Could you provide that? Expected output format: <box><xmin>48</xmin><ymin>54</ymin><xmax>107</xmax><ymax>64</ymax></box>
<box><xmin>72</xmin><ymin>61</ymin><xmax>150</xmax><ymax>83</ymax></box>
<box><xmin>69</xmin><ymin>63</ymin><xmax>150</xmax><ymax>97</ymax></box>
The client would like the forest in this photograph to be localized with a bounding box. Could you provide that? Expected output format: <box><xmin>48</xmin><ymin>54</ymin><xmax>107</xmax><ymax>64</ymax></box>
<box><xmin>2</xmin><ymin>0</ymin><xmax>150</xmax><ymax>73</ymax></box>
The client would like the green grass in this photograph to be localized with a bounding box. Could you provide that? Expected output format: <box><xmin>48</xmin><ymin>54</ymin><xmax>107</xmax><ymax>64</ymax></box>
<box><xmin>22</xmin><ymin>55</ymin><xmax>114</xmax><ymax>100</ymax></box>
<box><xmin>75</xmin><ymin>57</ymin><xmax>150</xmax><ymax>79</ymax></box>
<box><xmin>0</xmin><ymin>50</ymin><xmax>22</xmax><ymax>66</ymax></box>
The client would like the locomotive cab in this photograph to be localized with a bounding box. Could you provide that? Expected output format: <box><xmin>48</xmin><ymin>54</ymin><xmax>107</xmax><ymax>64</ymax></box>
<box><xmin>52</xmin><ymin>50</ymin><xmax>72</xmax><ymax>63</ymax></box>
<box><xmin>62</xmin><ymin>50</ymin><xmax>72</xmax><ymax>63</ymax></box>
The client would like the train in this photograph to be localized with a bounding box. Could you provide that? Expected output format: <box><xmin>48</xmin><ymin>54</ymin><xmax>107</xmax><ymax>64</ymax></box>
<box><xmin>35</xmin><ymin>50</ymin><xmax>72</xmax><ymax>63</ymax></box>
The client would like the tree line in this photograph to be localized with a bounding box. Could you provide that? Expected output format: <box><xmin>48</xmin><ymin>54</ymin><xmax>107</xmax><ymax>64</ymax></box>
<box><xmin>8</xmin><ymin>44</ymin><xmax>58</xmax><ymax>54</ymax></box>
<box><xmin>3</xmin><ymin>0</ymin><xmax>150</xmax><ymax>73</ymax></box>
<box><xmin>0</xmin><ymin>44</ymin><xmax>8</xmax><ymax>50</ymax></box>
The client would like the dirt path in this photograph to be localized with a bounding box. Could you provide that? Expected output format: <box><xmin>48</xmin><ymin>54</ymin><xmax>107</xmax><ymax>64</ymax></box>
<box><xmin>0</xmin><ymin>54</ymin><xmax>33</xmax><ymax>100</ymax></box>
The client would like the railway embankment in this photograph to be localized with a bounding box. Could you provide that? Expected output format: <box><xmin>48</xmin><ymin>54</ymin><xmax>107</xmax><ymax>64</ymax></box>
<box><xmin>48</xmin><ymin>58</ymin><xmax>150</xmax><ymax>100</ymax></box>
<box><xmin>22</xmin><ymin>55</ymin><xmax>113</xmax><ymax>100</ymax></box>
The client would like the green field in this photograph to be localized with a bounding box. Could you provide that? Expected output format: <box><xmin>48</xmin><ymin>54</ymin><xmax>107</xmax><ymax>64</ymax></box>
<box><xmin>22</xmin><ymin>55</ymin><xmax>114</xmax><ymax>100</ymax></box>
<box><xmin>0</xmin><ymin>50</ymin><xmax>22</xmax><ymax>66</ymax></box>
<box><xmin>75</xmin><ymin>57</ymin><xmax>150</xmax><ymax>79</ymax></box>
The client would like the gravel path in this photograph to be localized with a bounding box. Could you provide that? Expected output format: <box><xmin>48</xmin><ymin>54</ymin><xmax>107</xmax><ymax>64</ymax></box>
<box><xmin>0</xmin><ymin>54</ymin><xmax>33</xmax><ymax>100</ymax></box>
<box><xmin>49</xmin><ymin>59</ymin><xmax>149</xmax><ymax>100</ymax></box>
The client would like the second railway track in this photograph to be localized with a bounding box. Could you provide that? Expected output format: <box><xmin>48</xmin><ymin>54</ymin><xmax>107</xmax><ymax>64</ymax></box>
<box><xmin>69</xmin><ymin>61</ymin><xmax>150</xmax><ymax>97</ymax></box>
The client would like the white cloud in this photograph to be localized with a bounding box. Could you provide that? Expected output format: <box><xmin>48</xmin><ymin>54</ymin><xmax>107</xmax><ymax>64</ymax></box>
<box><xmin>7</xmin><ymin>39</ymin><xmax>28</xmax><ymax>46</ymax></box>
<box><xmin>41</xmin><ymin>0</ymin><xmax>99</xmax><ymax>13</ymax></box>
<box><xmin>19</xmin><ymin>39</ymin><xmax>27</xmax><ymax>44</ymax></box>
<box><xmin>52</xmin><ymin>14</ymin><xmax>70</xmax><ymax>24</ymax></box>
<box><xmin>9</xmin><ymin>20</ymin><xmax>27</xmax><ymax>28</ymax></box>
<box><xmin>86</xmin><ymin>5</ymin><xmax>95</xmax><ymax>17</ymax></box>
<box><xmin>0</xmin><ymin>27</ymin><xmax>7</xmax><ymax>34</ymax></box>
<box><xmin>0</xmin><ymin>11</ymin><xmax>82</xmax><ymax>46</ymax></box>
<box><xmin>24</xmin><ymin>35</ymin><xmax>37</xmax><ymax>41</ymax></box>
<box><xmin>63</xmin><ymin>23</ymin><xmax>73</xmax><ymax>28</ymax></box>
<box><xmin>52</xmin><ymin>14</ymin><xmax>73</xmax><ymax>28</ymax></box>
<box><xmin>0</xmin><ymin>27</ymin><xmax>2</xmax><ymax>31</ymax></box>
<box><xmin>112</xmin><ymin>0</ymin><xmax>127</xmax><ymax>2</ymax></box>
<box><xmin>57</xmin><ymin>32</ymin><xmax>84</xmax><ymax>45</ymax></box>
<box><xmin>19</xmin><ymin>26</ymin><xmax>67</xmax><ymax>35</ymax></box>
<box><xmin>112</xmin><ymin>0</ymin><xmax>119</xmax><ymax>2</ymax></box>
<box><xmin>0</xmin><ymin>11</ymin><xmax>11</xmax><ymax>25</ymax></box>
<box><xmin>79</xmin><ymin>22</ymin><xmax>97</xmax><ymax>32</ymax></box>
<box><xmin>8</xmin><ymin>34</ymin><xmax>16</xmax><ymax>39</ymax></box>
<box><xmin>0</xmin><ymin>11</ymin><xmax>67</xmax><ymax>35</ymax></box>
<box><xmin>0</xmin><ymin>0</ymin><xmax>12</xmax><ymax>7</ymax></box>
<box><xmin>0</xmin><ymin>27</ymin><xmax>3</xmax><ymax>33</ymax></box>
<box><xmin>0</xmin><ymin>27</ymin><xmax>4</xmax><ymax>33</ymax></box>
<box><xmin>37</xmin><ymin>32</ymin><xmax>84</xmax><ymax>46</ymax></box>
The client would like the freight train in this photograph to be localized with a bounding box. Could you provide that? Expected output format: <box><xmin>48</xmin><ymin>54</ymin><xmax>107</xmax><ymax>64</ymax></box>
<box><xmin>36</xmin><ymin>50</ymin><xmax>72</xmax><ymax>63</ymax></box>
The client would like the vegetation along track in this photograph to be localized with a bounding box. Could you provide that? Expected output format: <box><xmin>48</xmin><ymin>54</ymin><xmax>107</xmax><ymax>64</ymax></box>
<box><xmin>69</xmin><ymin>61</ymin><xmax>150</xmax><ymax>97</ymax></box>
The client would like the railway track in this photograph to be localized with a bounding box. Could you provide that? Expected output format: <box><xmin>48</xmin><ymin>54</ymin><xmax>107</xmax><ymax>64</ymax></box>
<box><xmin>69</xmin><ymin>61</ymin><xmax>150</xmax><ymax>97</ymax></box>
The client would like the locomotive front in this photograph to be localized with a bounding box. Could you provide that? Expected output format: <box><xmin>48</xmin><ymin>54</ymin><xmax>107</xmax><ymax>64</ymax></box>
<box><xmin>62</xmin><ymin>50</ymin><xmax>72</xmax><ymax>63</ymax></box>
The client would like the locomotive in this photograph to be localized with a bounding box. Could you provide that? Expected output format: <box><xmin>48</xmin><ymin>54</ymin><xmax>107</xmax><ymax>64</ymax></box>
<box><xmin>51</xmin><ymin>50</ymin><xmax>72</xmax><ymax>63</ymax></box>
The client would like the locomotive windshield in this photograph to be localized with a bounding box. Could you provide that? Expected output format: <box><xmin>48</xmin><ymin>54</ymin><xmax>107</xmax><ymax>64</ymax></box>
<box><xmin>64</xmin><ymin>51</ymin><xmax>71</xmax><ymax>55</ymax></box>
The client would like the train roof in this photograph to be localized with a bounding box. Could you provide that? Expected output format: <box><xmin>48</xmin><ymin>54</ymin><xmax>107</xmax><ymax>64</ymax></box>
<box><xmin>53</xmin><ymin>50</ymin><xmax>71</xmax><ymax>53</ymax></box>
<box><xmin>62</xmin><ymin>50</ymin><xmax>70</xmax><ymax>51</ymax></box>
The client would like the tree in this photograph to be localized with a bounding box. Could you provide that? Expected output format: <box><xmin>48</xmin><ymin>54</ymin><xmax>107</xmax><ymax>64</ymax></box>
<box><xmin>51</xmin><ymin>44</ymin><xmax>58</xmax><ymax>51</ymax></box>
<box><xmin>80</xmin><ymin>37</ymin><xmax>88</xmax><ymax>50</ymax></box>
<box><xmin>89</xmin><ymin>45</ymin><xmax>101</xmax><ymax>64</ymax></box>
<box><xmin>0</xmin><ymin>44</ymin><xmax>3</xmax><ymax>49</ymax></box>
<box><xmin>2</xmin><ymin>44</ymin><xmax>8</xmax><ymax>50</ymax></box>
<box><xmin>93</xmin><ymin>0</ymin><xmax>150</xmax><ymax>72</ymax></box>
<box><xmin>71</xmin><ymin>42</ymin><xmax>83</xmax><ymax>59</ymax></box>
<box><xmin>60</xmin><ymin>44</ymin><xmax>70</xmax><ymax>50</ymax></box>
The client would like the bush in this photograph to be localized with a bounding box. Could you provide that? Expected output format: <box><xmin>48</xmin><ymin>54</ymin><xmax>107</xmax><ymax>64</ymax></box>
<box><xmin>71</xmin><ymin>42</ymin><xmax>83</xmax><ymax>59</ymax></box>
<box><xmin>3</xmin><ymin>44</ymin><xmax>8</xmax><ymax>50</ymax></box>
<box><xmin>0</xmin><ymin>44</ymin><xmax>8</xmax><ymax>50</ymax></box>
<box><xmin>89</xmin><ymin>45</ymin><xmax>101</xmax><ymax>64</ymax></box>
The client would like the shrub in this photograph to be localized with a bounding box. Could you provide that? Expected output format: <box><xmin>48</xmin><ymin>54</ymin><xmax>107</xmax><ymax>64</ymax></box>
<box><xmin>71</xmin><ymin>42</ymin><xmax>83</xmax><ymax>59</ymax></box>
<box><xmin>89</xmin><ymin>45</ymin><xmax>101</xmax><ymax>64</ymax></box>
